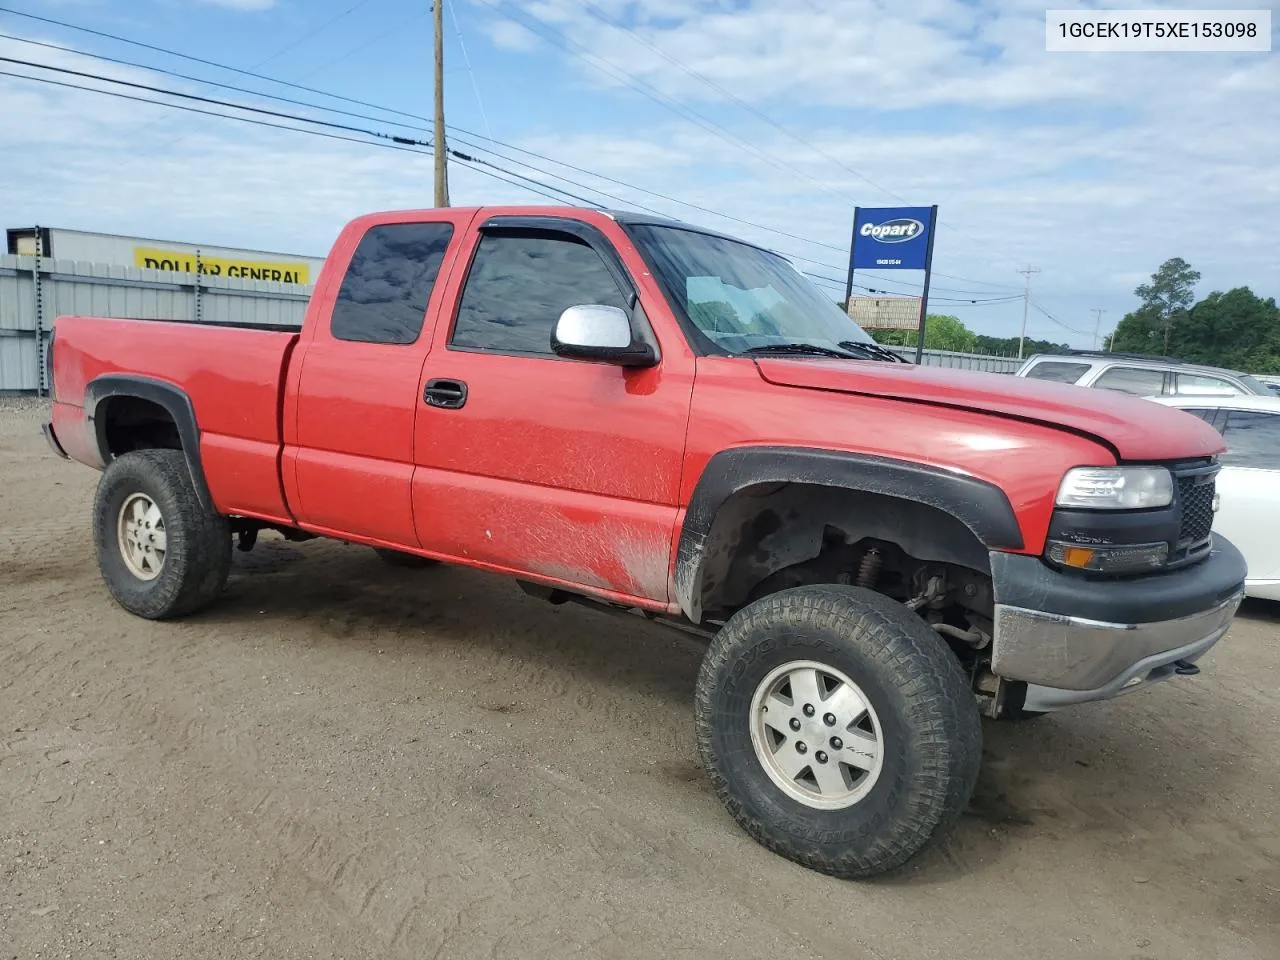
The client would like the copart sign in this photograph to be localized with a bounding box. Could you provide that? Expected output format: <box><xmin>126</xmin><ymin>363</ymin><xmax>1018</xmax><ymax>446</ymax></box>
<box><xmin>850</xmin><ymin>207</ymin><xmax>935</xmax><ymax>270</ymax></box>
<box><xmin>134</xmin><ymin>247</ymin><xmax>311</xmax><ymax>284</ymax></box>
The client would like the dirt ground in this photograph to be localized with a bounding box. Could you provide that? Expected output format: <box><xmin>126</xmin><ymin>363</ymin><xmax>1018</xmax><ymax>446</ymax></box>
<box><xmin>1</xmin><ymin>397</ymin><xmax>1277</xmax><ymax>960</ymax></box>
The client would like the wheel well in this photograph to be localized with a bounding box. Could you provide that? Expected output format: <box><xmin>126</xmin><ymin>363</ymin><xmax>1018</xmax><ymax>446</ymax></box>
<box><xmin>689</xmin><ymin>482</ymin><xmax>993</xmax><ymax>623</ymax></box>
<box><xmin>100</xmin><ymin>396</ymin><xmax>183</xmax><ymax>458</ymax></box>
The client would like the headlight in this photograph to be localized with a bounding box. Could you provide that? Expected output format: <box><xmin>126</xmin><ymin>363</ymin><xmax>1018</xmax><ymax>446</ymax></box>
<box><xmin>1055</xmin><ymin>466</ymin><xmax>1173</xmax><ymax>510</ymax></box>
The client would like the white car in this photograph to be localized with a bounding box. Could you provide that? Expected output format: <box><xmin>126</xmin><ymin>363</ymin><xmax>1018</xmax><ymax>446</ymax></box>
<box><xmin>1152</xmin><ymin>394</ymin><xmax>1280</xmax><ymax>600</ymax></box>
<box><xmin>1017</xmin><ymin>352</ymin><xmax>1272</xmax><ymax>398</ymax></box>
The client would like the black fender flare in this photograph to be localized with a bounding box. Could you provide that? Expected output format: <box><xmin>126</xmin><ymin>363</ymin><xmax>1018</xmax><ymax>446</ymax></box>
<box><xmin>674</xmin><ymin>446</ymin><xmax>1024</xmax><ymax>621</ymax></box>
<box><xmin>85</xmin><ymin>374</ymin><xmax>212</xmax><ymax>509</ymax></box>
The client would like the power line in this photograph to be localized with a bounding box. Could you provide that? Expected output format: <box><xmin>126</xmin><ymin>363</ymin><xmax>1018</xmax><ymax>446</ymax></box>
<box><xmin>257</xmin><ymin>0</ymin><xmax>381</xmax><ymax>68</ymax></box>
<box><xmin>293</xmin><ymin>11</ymin><xmax>428</xmax><ymax>82</ymax></box>
<box><xmin>0</xmin><ymin>5</ymin><xmax>1025</xmax><ymax>294</ymax></box>
<box><xmin>1</xmin><ymin>27</ymin><xmax>790</xmax><ymax>238</ymax></box>
<box><xmin>566</xmin><ymin>0</ymin><xmax>906</xmax><ymax>204</ymax></box>
<box><xmin>0</xmin><ymin>67</ymin><xmax>585</xmax><ymax>205</ymax></box>
<box><xmin>472</xmin><ymin>0</ymin><xmax>866</xmax><ymax>207</ymax></box>
<box><xmin>804</xmin><ymin>272</ymin><xmax>1022</xmax><ymax>304</ymax></box>
<box><xmin>0</xmin><ymin>33</ymin><xmax>428</xmax><ymax>133</ymax></box>
<box><xmin>0</xmin><ymin>5</ymin><xmax>428</xmax><ymax>123</ymax></box>
<box><xmin>6</xmin><ymin>60</ymin><xmax>1033</xmax><ymax>312</ymax></box>
<box><xmin>560</xmin><ymin>0</ymin><xmax>1028</xmax><ymax>277</ymax></box>
<box><xmin>1032</xmin><ymin>299</ymin><xmax>1090</xmax><ymax>338</ymax></box>
<box><xmin>0</xmin><ymin>55</ymin><xmax>436</xmax><ymax>146</ymax></box>
<box><xmin>447</xmin><ymin>0</ymin><xmax>493</xmax><ymax>142</ymax></box>
<box><xmin>0</xmin><ymin>16</ymin><xmax>858</xmax><ymax>256</ymax></box>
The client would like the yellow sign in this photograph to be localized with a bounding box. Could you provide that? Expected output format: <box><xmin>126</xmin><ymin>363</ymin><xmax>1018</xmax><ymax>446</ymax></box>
<box><xmin>134</xmin><ymin>247</ymin><xmax>310</xmax><ymax>285</ymax></box>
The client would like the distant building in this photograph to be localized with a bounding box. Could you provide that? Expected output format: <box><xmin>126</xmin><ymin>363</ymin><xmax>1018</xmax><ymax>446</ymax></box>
<box><xmin>6</xmin><ymin>226</ymin><xmax>323</xmax><ymax>286</ymax></box>
<box><xmin>847</xmin><ymin>296</ymin><xmax>920</xmax><ymax>331</ymax></box>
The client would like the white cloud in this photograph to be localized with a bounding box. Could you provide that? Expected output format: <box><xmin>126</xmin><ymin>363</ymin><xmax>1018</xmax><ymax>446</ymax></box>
<box><xmin>482</xmin><ymin>19</ymin><xmax>540</xmax><ymax>51</ymax></box>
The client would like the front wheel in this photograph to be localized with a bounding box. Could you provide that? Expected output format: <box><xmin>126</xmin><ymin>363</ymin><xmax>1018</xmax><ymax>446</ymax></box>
<box><xmin>694</xmin><ymin>585</ymin><xmax>982</xmax><ymax>879</ymax></box>
<box><xmin>93</xmin><ymin>449</ymin><xmax>231</xmax><ymax>620</ymax></box>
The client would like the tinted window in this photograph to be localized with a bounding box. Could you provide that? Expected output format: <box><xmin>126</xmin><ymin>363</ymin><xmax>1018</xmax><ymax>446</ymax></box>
<box><xmin>1175</xmin><ymin>372</ymin><xmax>1243</xmax><ymax>397</ymax></box>
<box><xmin>1181</xmin><ymin>407</ymin><xmax>1220</xmax><ymax>426</ymax></box>
<box><xmin>451</xmin><ymin>232</ymin><xmax>628</xmax><ymax>356</ymax></box>
<box><xmin>1023</xmin><ymin>361</ymin><xmax>1090</xmax><ymax>384</ymax></box>
<box><xmin>1221</xmin><ymin>410</ymin><xmax>1280</xmax><ymax>469</ymax></box>
<box><xmin>331</xmin><ymin>222</ymin><xmax>454</xmax><ymax>344</ymax></box>
<box><xmin>1093</xmin><ymin>366</ymin><xmax>1165</xmax><ymax>396</ymax></box>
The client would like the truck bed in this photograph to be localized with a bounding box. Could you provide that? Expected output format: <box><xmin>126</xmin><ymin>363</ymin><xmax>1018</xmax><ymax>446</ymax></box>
<box><xmin>50</xmin><ymin>316</ymin><xmax>300</xmax><ymax>522</ymax></box>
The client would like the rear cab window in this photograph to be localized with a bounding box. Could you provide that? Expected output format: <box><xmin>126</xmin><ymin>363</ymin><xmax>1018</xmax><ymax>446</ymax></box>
<box><xmin>1092</xmin><ymin>366</ymin><xmax>1166</xmax><ymax>396</ymax></box>
<box><xmin>1022</xmin><ymin>360</ymin><xmax>1091</xmax><ymax>384</ymax></box>
<box><xmin>331</xmin><ymin>222</ymin><xmax>456</xmax><ymax>344</ymax></box>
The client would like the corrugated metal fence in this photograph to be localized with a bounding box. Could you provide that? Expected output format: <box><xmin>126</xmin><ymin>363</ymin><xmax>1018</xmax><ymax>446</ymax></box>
<box><xmin>0</xmin><ymin>253</ymin><xmax>309</xmax><ymax>393</ymax></box>
<box><xmin>882</xmin><ymin>346</ymin><xmax>1022</xmax><ymax>373</ymax></box>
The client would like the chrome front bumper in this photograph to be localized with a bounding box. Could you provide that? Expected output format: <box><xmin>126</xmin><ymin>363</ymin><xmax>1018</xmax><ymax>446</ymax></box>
<box><xmin>992</xmin><ymin>592</ymin><xmax>1242</xmax><ymax>710</ymax></box>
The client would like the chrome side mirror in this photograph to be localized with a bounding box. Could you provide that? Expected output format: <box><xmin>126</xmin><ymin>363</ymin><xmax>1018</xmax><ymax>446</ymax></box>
<box><xmin>551</xmin><ymin>304</ymin><xmax>658</xmax><ymax>367</ymax></box>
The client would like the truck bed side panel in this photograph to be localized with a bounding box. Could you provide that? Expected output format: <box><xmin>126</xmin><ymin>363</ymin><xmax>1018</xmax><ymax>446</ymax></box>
<box><xmin>52</xmin><ymin>316</ymin><xmax>298</xmax><ymax>522</ymax></box>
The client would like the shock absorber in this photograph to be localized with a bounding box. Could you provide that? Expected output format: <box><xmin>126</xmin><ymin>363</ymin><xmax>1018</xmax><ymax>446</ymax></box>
<box><xmin>856</xmin><ymin>546</ymin><xmax>882</xmax><ymax>588</ymax></box>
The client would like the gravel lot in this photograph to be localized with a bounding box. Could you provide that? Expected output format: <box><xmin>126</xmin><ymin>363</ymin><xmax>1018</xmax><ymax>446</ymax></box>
<box><xmin>2</xmin><ymin>396</ymin><xmax>1278</xmax><ymax>959</ymax></box>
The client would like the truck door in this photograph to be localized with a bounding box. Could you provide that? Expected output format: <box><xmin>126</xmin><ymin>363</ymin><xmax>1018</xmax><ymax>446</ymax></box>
<box><xmin>411</xmin><ymin>217</ymin><xmax>694</xmax><ymax>604</ymax></box>
<box><xmin>284</xmin><ymin>212</ymin><xmax>472</xmax><ymax>546</ymax></box>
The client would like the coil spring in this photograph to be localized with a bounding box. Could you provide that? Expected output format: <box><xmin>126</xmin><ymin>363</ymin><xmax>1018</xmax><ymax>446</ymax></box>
<box><xmin>856</xmin><ymin>547</ymin><xmax>882</xmax><ymax>588</ymax></box>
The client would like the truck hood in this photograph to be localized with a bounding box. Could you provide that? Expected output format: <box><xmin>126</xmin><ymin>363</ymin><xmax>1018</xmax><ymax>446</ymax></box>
<box><xmin>753</xmin><ymin>358</ymin><xmax>1225</xmax><ymax>462</ymax></box>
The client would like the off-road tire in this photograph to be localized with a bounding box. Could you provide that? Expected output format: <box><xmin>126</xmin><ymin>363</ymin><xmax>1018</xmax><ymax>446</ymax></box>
<box><xmin>694</xmin><ymin>584</ymin><xmax>982</xmax><ymax>879</ymax></box>
<box><xmin>93</xmin><ymin>449</ymin><xmax>231</xmax><ymax>620</ymax></box>
<box><xmin>373</xmin><ymin>547</ymin><xmax>440</xmax><ymax>569</ymax></box>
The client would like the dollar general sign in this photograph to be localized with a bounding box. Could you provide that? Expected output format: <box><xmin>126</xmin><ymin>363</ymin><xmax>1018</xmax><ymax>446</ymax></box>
<box><xmin>134</xmin><ymin>247</ymin><xmax>310</xmax><ymax>284</ymax></box>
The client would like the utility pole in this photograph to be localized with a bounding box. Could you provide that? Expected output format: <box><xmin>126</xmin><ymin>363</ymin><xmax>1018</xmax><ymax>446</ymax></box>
<box><xmin>1017</xmin><ymin>266</ymin><xmax>1040</xmax><ymax>359</ymax></box>
<box><xmin>1091</xmin><ymin>308</ymin><xmax>1106</xmax><ymax>350</ymax></box>
<box><xmin>433</xmin><ymin>0</ymin><xmax>450</xmax><ymax>207</ymax></box>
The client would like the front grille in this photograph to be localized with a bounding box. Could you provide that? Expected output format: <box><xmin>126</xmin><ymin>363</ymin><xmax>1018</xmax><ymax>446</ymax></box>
<box><xmin>1173</xmin><ymin>461</ymin><xmax>1218</xmax><ymax>561</ymax></box>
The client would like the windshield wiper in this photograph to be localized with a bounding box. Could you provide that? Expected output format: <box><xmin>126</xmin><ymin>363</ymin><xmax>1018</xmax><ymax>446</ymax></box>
<box><xmin>837</xmin><ymin>340</ymin><xmax>910</xmax><ymax>363</ymax></box>
<box><xmin>742</xmin><ymin>343</ymin><xmax>860</xmax><ymax>360</ymax></box>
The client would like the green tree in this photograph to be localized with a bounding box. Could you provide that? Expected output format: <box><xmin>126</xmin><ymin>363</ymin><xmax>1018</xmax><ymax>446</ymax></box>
<box><xmin>973</xmin><ymin>335</ymin><xmax>1070</xmax><ymax>357</ymax></box>
<box><xmin>1171</xmin><ymin>288</ymin><xmax>1280</xmax><ymax>372</ymax></box>
<box><xmin>869</xmin><ymin>314</ymin><xmax>977</xmax><ymax>352</ymax></box>
<box><xmin>1110</xmin><ymin>257</ymin><xmax>1201</xmax><ymax>355</ymax></box>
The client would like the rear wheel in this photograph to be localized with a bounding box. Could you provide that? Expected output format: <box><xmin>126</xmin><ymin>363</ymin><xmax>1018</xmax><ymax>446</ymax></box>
<box><xmin>373</xmin><ymin>547</ymin><xmax>440</xmax><ymax>569</ymax></box>
<box><xmin>695</xmin><ymin>584</ymin><xmax>981</xmax><ymax>878</ymax></box>
<box><xmin>93</xmin><ymin>449</ymin><xmax>231</xmax><ymax>619</ymax></box>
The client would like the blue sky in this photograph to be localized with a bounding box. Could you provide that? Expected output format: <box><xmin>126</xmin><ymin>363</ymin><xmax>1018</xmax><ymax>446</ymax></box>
<box><xmin>1</xmin><ymin>0</ymin><xmax>1277</xmax><ymax>347</ymax></box>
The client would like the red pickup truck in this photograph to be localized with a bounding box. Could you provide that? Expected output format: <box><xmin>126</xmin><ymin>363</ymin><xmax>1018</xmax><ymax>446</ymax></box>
<box><xmin>44</xmin><ymin>206</ymin><xmax>1245</xmax><ymax>878</ymax></box>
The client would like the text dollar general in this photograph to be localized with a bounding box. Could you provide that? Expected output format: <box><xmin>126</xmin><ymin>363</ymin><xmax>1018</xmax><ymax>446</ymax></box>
<box><xmin>134</xmin><ymin>247</ymin><xmax>311</xmax><ymax>284</ymax></box>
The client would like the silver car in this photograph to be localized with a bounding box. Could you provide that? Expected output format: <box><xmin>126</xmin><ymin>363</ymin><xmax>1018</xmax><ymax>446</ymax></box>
<box><xmin>1015</xmin><ymin>352</ymin><xmax>1272</xmax><ymax>399</ymax></box>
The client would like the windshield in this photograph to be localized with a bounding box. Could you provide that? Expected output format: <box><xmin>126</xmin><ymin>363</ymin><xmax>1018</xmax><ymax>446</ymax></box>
<box><xmin>626</xmin><ymin>224</ymin><xmax>875</xmax><ymax>355</ymax></box>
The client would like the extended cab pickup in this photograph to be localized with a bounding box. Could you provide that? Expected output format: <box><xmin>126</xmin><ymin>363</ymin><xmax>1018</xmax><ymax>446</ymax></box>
<box><xmin>44</xmin><ymin>206</ymin><xmax>1246</xmax><ymax>878</ymax></box>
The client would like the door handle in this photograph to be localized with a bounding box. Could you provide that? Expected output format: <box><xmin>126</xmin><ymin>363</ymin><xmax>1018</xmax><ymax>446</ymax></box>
<box><xmin>424</xmin><ymin>378</ymin><xmax>468</xmax><ymax>409</ymax></box>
